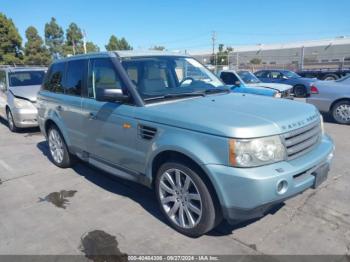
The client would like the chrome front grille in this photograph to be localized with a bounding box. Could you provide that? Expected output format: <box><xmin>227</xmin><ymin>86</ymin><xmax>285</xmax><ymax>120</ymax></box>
<box><xmin>281</xmin><ymin>121</ymin><xmax>322</xmax><ymax>160</ymax></box>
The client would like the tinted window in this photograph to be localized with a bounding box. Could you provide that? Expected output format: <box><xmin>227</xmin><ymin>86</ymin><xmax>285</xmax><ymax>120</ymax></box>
<box><xmin>8</xmin><ymin>71</ymin><xmax>45</xmax><ymax>87</ymax></box>
<box><xmin>88</xmin><ymin>58</ymin><xmax>123</xmax><ymax>99</ymax></box>
<box><xmin>63</xmin><ymin>60</ymin><xmax>85</xmax><ymax>96</ymax></box>
<box><xmin>268</xmin><ymin>71</ymin><xmax>282</xmax><ymax>79</ymax></box>
<box><xmin>220</xmin><ymin>72</ymin><xmax>239</xmax><ymax>85</ymax></box>
<box><xmin>255</xmin><ymin>71</ymin><xmax>266</xmax><ymax>78</ymax></box>
<box><xmin>44</xmin><ymin>63</ymin><xmax>65</xmax><ymax>93</ymax></box>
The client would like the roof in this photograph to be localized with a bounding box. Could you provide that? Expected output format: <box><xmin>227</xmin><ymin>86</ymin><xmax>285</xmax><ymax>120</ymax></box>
<box><xmin>115</xmin><ymin>50</ymin><xmax>188</xmax><ymax>58</ymax></box>
<box><xmin>52</xmin><ymin>50</ymin><xmax>189</xmax><ymax>63</ymax></box>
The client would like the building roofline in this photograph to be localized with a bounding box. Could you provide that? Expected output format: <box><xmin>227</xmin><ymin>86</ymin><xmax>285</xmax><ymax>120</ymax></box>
<box><xmin>189</xmin><ymin>36</ymin><xmax>350</xmax><ymax>55</ymax></box>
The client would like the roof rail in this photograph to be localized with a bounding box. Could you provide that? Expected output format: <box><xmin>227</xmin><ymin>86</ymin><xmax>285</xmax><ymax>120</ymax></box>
<box><xmin>0</xmin><ymin>64</ymin><xmax>47</xmax><ymax>68</ymax></box>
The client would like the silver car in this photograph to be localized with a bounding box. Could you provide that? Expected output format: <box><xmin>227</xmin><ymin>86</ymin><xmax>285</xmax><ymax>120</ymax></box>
<box><xmin>307</xmin><ymin>75</ymin><xmax>350</xmax><ymax>124</ymax></box>
<box><xmin>0</xmin><ymin>66</ymin><xmax>47</xmax><ymax>132</ymax></box>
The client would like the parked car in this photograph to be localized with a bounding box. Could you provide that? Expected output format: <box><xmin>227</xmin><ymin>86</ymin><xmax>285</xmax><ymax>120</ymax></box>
<box><xmin>307</xmin><ymin>75</ymin><xmax>350</xmax><ymax>124</ymax></box>
<box><xmin>254</xmin><ymin>69</ymin><xmax>316</xmax><ymax>97</ymax></box>
<box><xmin>37</xmin><ymin>52</ymin><xmax>334</xmax><ymax>237</ymax></box>
<box><xmin>219</xmin><ymin>70</ymin><xmax>293</xmax><ymax>98</ymax></box>
<box><xmin>0</xmin><ymin>66</ymin><xmax>47</xmax><ymax>132</ymax></box>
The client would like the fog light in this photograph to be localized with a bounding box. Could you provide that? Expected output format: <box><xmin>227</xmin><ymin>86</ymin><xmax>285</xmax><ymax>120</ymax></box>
<box><xmin>276</xmin><ymin>180</ymin><xmax>288</xmax><ymax>195</ymax></box>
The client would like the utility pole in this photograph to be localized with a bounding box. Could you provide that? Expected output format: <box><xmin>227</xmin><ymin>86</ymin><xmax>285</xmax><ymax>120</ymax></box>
<box><xmin>300</xmin><ymin>46</ymin><xmax>305</xmax><ymax>71</ymax></box>
<box><xmin>211</xmin><ymin>31</ymin><xmax>216</xmax><ymax>67</ymax></box>
<box><xmin>83</xmin><ymin>30</ymin><xmax>87</xmax><ymax>54</ymax></box>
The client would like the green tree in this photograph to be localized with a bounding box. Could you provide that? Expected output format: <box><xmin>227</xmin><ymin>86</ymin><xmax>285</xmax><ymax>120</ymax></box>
<box><xmin>64</xmin><ymin>22</ymin><xmax>83</xmax><ymax>55</ymax></box>
<box><xmin>24</xmin><ymin>26</ymin><xmax>51</xmax><ymax>65</ymax></box>
<box><xmin>211</xmin><ymin>44</ymin><xmax>233</xmax><ymax>65</ymax></box>
<box><xmin>150</xmin><ymin>45</ymin><xmax>166</xmax><ymax>51</ymax></box>
<box><xmin>0</xmin><ymin>13</ymin><xmax>23</xmax><ymax>65</ymax></box>
<box><xmin>105</xmin><ymin>35</ymin><xmax>132</xmax><ymax>51</ymax></box>
<box><xmin>86</xmin><ymin>41</ymin><xmax>100</xmax><ymax>53</ymax></box>
<box><xmin>44</xmin><ymin>17</ymin><xmax>64</xmax><ymax>58</ymax></box>
<box><xmin>250</xmin><ymin>58</ymin><xmax>262</xmax><ymax>65</ymax></box>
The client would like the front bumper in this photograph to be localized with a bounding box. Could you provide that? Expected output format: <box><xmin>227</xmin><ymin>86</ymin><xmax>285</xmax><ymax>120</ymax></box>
<box><xmin>12</xmin><ymin>107</ymin><xmax>38</xmax><ymax>128</ymax></box>
<box><xmin>204</xmin><ymin>135</ymin><xmax>334</xmax><ymax>222</ymax></box>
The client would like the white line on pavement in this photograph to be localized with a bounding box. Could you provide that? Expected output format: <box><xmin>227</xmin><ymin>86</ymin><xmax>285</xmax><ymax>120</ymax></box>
<box><xmin>0</xmin><ymin>159</ymin><xmax>15</xmax><ymax>174</ymax></box>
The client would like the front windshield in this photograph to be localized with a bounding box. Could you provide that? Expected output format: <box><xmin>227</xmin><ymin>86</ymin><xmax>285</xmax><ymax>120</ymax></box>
<box><xmin>237</xmin><ymin>71</ymin><xmax>261</xmax><ymax>84</ymax></box>
<box><xmin>283</xmin><ymin>71</ymin><xmax>301</xmax><ymax>79</ymax></box>
<box><xmin>8</xmin><ymin>71</ymin><xmax>46</xmax><ymax>87</ymax></box>
<box><xmin>121</xmin><ymin>56</ymin><xmax>226</xmax><ymax>101</ymax></box>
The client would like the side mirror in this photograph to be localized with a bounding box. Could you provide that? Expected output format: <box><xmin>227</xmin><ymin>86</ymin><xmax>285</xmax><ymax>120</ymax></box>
<box><xmin>96</xmin><ymin>88</ymin><xmax>129</xmax><ymax>102</ymax></box>
<box><xmin>234</xmin><ymin>80</ymin><xmax>241</xmax><ymax>87</ymax></box>
<box><xmin>282</xmin><ymin>76</ymin><xmax>288</xmax><ymax>80</ymax></box>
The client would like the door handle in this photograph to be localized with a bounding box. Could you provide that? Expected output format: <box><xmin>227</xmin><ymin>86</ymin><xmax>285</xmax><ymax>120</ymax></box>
<box><xmin>56</xmin><ymin>105</ymin><xmax>64</xmax><ymax>111</ymax></box>
<box><xmin>88</xmin><ymin>112</ymin><xmax>97</xmax><ymax>120</ymax></box>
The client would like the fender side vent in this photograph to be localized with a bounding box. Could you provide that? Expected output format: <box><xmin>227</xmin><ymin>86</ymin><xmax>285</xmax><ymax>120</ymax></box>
<box><xmin>138</xmin><ymin>125</ymin><xmax>157</xmax><ymax>140</ymax></box>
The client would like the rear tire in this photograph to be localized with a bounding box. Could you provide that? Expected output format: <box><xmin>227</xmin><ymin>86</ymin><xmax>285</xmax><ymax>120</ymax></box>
<box><xmin>6</xmin><ymin>109</ymin><xmax>19</xmax><ymax>132</ymax></box>
<box><xmin>331</xmin><ymin>100</ymin><xmax>350</xmax><ymax>125</ymax></box>
<box><xmin>323</xmin><ymin>74</ymin><xmax>338</xmax><ymax>81</ymax></box>
<box><xmin>293</xmin><ymin>85</ymin><xmax>307</xmax><ymax>97</ymax></box>
<box><xmin>155</xmin><ymin>161</ymin><xmax>217</xmax><ymax>237</ymax></box>
<box><xmin>47</xmin><ymin>125</ymin><xmax>76</xmax><ymax>168</ymax></box>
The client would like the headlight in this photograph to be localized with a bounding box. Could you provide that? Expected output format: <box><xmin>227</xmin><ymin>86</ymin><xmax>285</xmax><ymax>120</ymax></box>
<box><xmin>229</xmin><ymin>136</ymin><xmax>286</xmax><ymax>167</ymax></box>
<box><xmin>13</xmin><ymin>97</ymin><xmax>33</xmax><ymax>108</ymax></box>
<box><xmin>274</xmin><ymin>92</ymin><xmax>282</xmax><ymax>98</ymax></box>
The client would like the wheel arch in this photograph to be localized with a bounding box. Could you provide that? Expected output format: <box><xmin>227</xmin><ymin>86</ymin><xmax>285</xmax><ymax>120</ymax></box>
<box><xmin>330</xmin><ymin>97</ymin><xmax>350</xmax><ymax>111</ymax></box>
<box><xmin>150</xmin><ymin>149</ymin><xmax>222</xmax><ymax>214</ymax></box>
<box><xmin>44</xmin><ymin>118</ymin><xmax>71</xmax><ymax>147</ymax></box>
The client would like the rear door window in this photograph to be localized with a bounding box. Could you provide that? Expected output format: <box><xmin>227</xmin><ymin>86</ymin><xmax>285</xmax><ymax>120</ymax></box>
<box><xmin>43</xmin><ymin>62</ymin><xmax>65</xmax><ymax>93</ymax></box>
<box><xmin>63</xmin><ymin>60</ymin><xmax>85</xmax><ymax>96</ymax></box>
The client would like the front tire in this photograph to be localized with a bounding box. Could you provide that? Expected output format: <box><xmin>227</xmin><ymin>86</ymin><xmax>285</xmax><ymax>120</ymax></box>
<box><xmin>6</xmin><ymin>109</ymin><xmax>19</xmax><ymax>132</ymax></box>
<box><xmin>155</xmin><ymin>162</ymin><xmax>217</xmax><ymax>237</ymax></box>
<box><xmin>331</xmin><ymin>101</ymin><xmax>350</xmax><ymax>125</ymax></box>
<box><xmin>47</xmin><ymin>125</ymin><xmax>75</xmax><ymax>168</ymax></box>
<box><xmin>293</xmin><ymin>85</ymin><xmax>307</xmax><ymax>97</ymax></box>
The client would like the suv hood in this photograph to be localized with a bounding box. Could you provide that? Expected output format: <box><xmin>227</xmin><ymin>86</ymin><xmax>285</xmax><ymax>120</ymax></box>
<box><xmin>247</xmin><ymin>83</ymin><xmax>292</xmax><ymax>92</ymax></box>
<box><xmin>9</xmin><ymin>85</ymin><xmax>41</xmax><ymax>102</ymax></box>
<box><xmin>136</xmin><ymin>93</ymin><xmax>320</xmax><ymax>138</ymax></box>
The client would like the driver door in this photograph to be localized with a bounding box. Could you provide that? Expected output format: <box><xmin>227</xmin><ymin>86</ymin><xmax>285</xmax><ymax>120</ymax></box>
<box><xmin>81</xmin><ymin>57</ymin><xmax>140</xmax><ymax>175</ymax></box>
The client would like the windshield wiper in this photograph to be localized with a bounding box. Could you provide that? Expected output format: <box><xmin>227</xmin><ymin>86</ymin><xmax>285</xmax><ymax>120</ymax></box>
<box><xmin>204</xmin><ymin>88</ymin><xmax>230</xmax><ymax>94</ymax></box>
<box><xmin>144</xmin><ymin>92</ymin><xmax>206</xmax><ymax>102</ymax></box>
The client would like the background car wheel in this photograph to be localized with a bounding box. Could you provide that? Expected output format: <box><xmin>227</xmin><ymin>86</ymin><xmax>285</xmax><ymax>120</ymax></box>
<box><xmin>331</xmin><ymin>100</ymin><xmax>350</xmax><ymax>125</ymax></box>
<box><xmin>155</xmin><ymin>161</ymin><xmax>217</xmax><ymax>237</ymax></box>
<box><xmin>293</xmin><ymin>85</ymin><xmax>307</xmax><ymax>97</ymax></box>
<box><xmin>47</xmin><ymin>125</ymin><xmax>75</xmax><ymax>168</ymax></box>
<box><xmin>323</xmin><ymin>74</ymin><xmax>338</xmax><ymax>81</ymax></box>
<box><xmin>6</xmin><ymin>109</ymin><xmax>19</xmax><ymax>132</ymax></box>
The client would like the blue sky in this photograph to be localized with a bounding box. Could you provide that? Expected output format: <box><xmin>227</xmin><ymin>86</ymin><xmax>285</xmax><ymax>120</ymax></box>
<box><xmin>2</xmin><ymin>0</ymin><xmax>350</xmax><ymax>52</ymax></box>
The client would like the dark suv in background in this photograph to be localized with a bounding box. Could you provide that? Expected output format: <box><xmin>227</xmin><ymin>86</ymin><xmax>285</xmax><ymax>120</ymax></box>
<box><xmin>254</xmin><ymin>69</ymin><xmax>315</xmax><ymax>97</ymax></box>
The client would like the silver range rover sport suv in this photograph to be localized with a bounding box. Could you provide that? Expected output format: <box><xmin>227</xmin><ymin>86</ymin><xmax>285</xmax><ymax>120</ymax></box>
<box><xmin>37</xmin><ymin>52</ymin><xmax>334</xmax><ymax>237</ymax></box>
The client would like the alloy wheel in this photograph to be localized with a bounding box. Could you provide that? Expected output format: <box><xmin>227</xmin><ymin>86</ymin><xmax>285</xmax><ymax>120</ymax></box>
<box><xmin>335</xmin><ymin>104</ymin><xmax>350</xmax><ymax>123</ymax></box>
<box><xmin>158</xmin><ymin>168</ymin><xmax>202</xmax><ymax>229</ymax></box>
<box><xmin>48</xmin><ymin>129</ymin><xmax>64</xmax><ymax>164</ymax></box>
<box><xmin>6</xmin><ymin>110</ymin><xmax>15</xmax><ymax>131</ymax></box>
